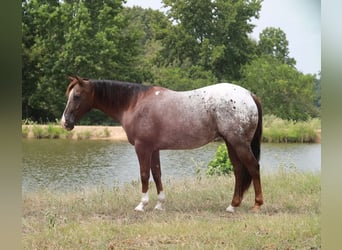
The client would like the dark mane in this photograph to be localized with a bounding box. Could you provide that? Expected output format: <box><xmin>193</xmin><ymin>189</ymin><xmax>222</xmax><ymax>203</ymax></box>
<box><xmin>90</xmin><ymin>79</ymin><xmax>152</xmax><ymax>109</ymax></box>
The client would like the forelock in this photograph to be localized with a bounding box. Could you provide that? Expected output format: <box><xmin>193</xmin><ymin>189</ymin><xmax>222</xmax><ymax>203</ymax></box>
<box><xmin>65</xmin><ymin>79</ymin><xmax>79</xmax><ymax>96</ymax></box>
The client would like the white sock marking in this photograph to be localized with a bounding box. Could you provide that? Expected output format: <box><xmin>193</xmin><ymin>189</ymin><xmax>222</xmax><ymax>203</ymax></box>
<box><xmin>154</xmin><ymin>191</ymin><xmax>166</xmax><ymax>210</ymax></box>
<box><xmin>135</xmin><ymin>192</ymin><xmax>149</xmax><ymax>212</ymax></box>
<box><xmin>226</xmin><ymin>204</ymin><xmax>236</xmax><ymax>213</ymax></box>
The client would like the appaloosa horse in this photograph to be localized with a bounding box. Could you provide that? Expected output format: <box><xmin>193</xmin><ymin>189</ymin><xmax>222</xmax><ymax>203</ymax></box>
<box><xmin>61</xmin><ymin>76</ymin><xmax>263</xmax><ymax>212</ymax></box>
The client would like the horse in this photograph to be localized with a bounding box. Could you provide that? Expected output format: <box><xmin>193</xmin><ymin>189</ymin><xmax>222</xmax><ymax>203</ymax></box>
<box><xmin>61</xmin><ymin>76</ymin><xmax>263</xmax><ymax>213</ymax></box>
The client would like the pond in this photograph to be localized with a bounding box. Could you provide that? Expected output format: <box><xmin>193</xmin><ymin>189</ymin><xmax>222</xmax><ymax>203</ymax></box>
<box><xmin>22</xmin><ymin>139</ymin><xmax>321</xmax><ymax>193</ymax></box>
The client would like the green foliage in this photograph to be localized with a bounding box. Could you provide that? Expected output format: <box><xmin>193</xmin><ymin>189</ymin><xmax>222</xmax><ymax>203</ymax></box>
<box><xmin>162</xmin><ymin>0</ymin><xmax>262</xmax><ymax>81</ymax></box>
<box><xmin>22</xmin><ymin>0</ymin><xmax>143</xmax><ymax>121</ymax></box>
<box><xmin>46</xmin><ymin>124</ymin><xmax>63</xmax><ymax>139</ymax></box>
<box><xmin>152</xmin><ymin>65</ymin><xmax>218</xmax><ymax>91</ymax></box>
<box><xmin>24</xmin><ymin>123</ymin><xmax>73</xmax><ymax>139</ymax></box>
<box><xmin>22</xmin><ymin>0</ymin><xmax>320</xmax><ymax>124</ymax></box>
<box><xmin>262</xmin><ymin>115</ymin><xmax>321</xmax><ymax>143</ymax></box>
<box><xmin>257</xmin><ymin>27</ymin><xmax>296</xmax><ymax>66</ymax></box>
<box><xmin>206</xmin><ymin>144</ymin><xmax>233</xmax><ymax>176</ymax></box>
<box><xmin>240</xmin><ymin>56</ymin><xmax>319</xmax><ymax>120</ymax></box>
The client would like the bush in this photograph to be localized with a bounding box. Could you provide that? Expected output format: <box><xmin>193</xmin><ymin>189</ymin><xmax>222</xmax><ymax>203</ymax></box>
<box><xmin>206</xmin><ymin>144</ymin><xmax>233</xmax><ymax>176</ymax></box>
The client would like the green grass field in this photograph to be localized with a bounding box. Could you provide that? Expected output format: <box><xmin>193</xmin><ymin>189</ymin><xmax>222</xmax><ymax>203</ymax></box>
<box><xmin>22</xmin><ymin>170</ymin><xmax>320</xmax><ymax>249</ymax></box>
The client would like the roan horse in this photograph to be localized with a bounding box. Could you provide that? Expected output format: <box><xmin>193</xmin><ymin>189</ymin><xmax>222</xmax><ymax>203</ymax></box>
<box><xmin>61</xmin><ymin>76</ymin><xmax>263</xmax><ymax>212</ymax></box>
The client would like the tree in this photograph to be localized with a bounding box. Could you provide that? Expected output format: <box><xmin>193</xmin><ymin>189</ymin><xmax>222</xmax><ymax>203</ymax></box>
<box><xmin>161</xmin><ymin>0</ymin><xmax>263</xmax><ymax>82</ymax></box>
<box><xmin>314</xmin><ymin>72</ymin><xmax>321</xmax><ymax>109</ymax></box>
<box><xmin>257</xmin><ymin>27</ymin><xmax>296</xmax><ymax>66</ymax></box>
<box><xmin>240</xmin><ymin>55</ymin><xmax>319</xmax><ymax>120</ymax></box>
<box><xmin>22</xmin><ymin>0</ymin><xmax>67</xmax><ymax>121</ymax></box>
<box><xmin>122</xmin><ymin>7</ymin><xmax>172</xmax><ymax>84</ymax></box>
<box><xmin>22</xmin><ymin>0</ymin><xmax>144</xmax><ymax>122</ymax></box>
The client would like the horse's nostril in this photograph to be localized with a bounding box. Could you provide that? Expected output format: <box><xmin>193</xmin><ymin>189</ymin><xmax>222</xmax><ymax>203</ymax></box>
<box><xmin>65</xmin><ymin>123</ymin><xmax>74</xmax><ymax>131</ymax></box>
<box><xmin>61</xmin><ymin>119</ymin><xmax>74</xmax><ymax>131</ymax></box>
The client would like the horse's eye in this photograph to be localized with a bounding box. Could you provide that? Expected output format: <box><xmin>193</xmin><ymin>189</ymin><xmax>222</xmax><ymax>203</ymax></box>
<box><xmin>73</xmin><ymin>95</ymin><xmax>80</xmax><ymax>100</ymax></box>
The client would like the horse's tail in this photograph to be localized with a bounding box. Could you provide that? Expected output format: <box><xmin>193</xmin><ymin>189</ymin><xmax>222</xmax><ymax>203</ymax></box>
<box><xmin>251</xmin><ymin>94</ymin><xmax>262</xmax><ymax>162</ymax></box>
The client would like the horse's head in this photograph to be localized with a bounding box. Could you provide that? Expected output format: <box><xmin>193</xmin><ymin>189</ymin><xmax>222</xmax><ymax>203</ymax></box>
<box><xmin>61</xmin><ymin>76</ymin><xmax>93</xmax><ymax>130</ymax></box>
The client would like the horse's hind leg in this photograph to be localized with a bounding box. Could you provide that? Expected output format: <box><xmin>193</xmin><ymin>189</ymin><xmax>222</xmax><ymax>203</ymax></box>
<box><xmin>233</xmin><ymin>142</ymin><xmax>263</xmax><ymax>211</ymax></box>
<box><xmin>151</xmin><ymin>150</ymin><xmax>165</xmax><ymax>210</ymax></box>
<box><xmin>226</xmin><ymin>142</ymin><xmax>252</xmax><ymax>213</ymax></box>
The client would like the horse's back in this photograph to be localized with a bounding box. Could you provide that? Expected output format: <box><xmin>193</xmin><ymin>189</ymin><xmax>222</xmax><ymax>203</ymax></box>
<box><xmin>181</xmin><ymin>83</ymin><xmax>258</xmax><ymax>123</ymax></box>
<box><xmin>153</xmin><ymin>83</ymin><xmax>258</xmax><ymax>129</ymax></box>
<box><xmin>161</xmin><ymin>83</ymin><xmax>258</xmax><ymax>142</ymax></box>
<box><xmin>126</xmin><ymin>83</ymin><xmax>259</xmax><ymax>149</ymax></box>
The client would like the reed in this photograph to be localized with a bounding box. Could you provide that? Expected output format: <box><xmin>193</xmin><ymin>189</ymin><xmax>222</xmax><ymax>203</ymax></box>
<box><xmin>22</xmin><ymin>123</ymin><xmax>73</xmax><ymax>139</ymax></box>
<box><xmin>262</xmin><ymin>115</ymin><xmax>321</xmax><ymax>143</ymax></box>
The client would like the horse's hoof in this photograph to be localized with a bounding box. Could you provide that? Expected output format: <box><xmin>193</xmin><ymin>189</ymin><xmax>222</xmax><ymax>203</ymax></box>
<box><xmin>134</xmin><ymin>207</ymin><xmax>144</xmax><ymax>212</ymax></box>
<box><xmin>154</xmin><ymin>202</ymin><xmax>164</xmax><ymax>211</ymax></box>
<box><xmin>226</xmin><ymin>204</ymin><xmax>236</xmax><ymax>213</ymax></box>
<box><xmin>252</xmin><ymin>205</ymin><xmax>261</xmax><ymax>212</ymax></box>
<box><xmin>134</xmin><ymin>203</ymin><xmax>145</xmax><ymax>212</ymax></box>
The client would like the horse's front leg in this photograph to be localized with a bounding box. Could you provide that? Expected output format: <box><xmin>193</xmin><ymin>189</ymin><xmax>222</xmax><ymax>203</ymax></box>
<box><xmin>134</xmin><ymin>143</ymin><xmax>152</xmax><ymax>212</ymax></box>
<box><xmin>151</xmin><ymin>150</ymin><xmax>165</xmax><ymax>210</ymax></box>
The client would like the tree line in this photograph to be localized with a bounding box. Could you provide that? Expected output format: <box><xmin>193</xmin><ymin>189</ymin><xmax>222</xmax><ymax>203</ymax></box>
<box><xmin>22</xmin><ymin>0</ymin><xmax>320</xmax><ymax>124</ymax></box>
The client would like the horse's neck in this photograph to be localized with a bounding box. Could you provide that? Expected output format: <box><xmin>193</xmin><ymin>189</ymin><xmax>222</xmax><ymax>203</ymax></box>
<box><xmin>93</xmin><ymin>98</ymin><xmax>122</xmax><ymax>122</ymax></box>
<box><xmin>92</xmin><ymin>82</ymin><xmax>140</xmax><ymax>123</ymax></box>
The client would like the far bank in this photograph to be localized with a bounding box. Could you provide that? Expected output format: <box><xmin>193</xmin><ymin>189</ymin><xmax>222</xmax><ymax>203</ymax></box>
<box><xmin>22</xmin><ymin>125</ymin><xmax>128</xmax><ymax>141</ymax></box>
<box><xmin>22</xmin><ymin>122</ymin><xmax>321</xmax><ymax>143</ymax></box>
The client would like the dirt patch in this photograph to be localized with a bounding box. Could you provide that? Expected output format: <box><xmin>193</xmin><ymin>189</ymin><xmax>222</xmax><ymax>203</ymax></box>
<box><xmin>71</xmin><ymin>125</ymin><xmax>128</xmax><ymax>141</ymax></box>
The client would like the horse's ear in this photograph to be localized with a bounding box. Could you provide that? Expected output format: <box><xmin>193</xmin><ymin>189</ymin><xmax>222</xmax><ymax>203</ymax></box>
<box><xmin>75</xmin><ymin>75</ymin><xmax>85</xmax><ymax>85</ymax></box>
<box><xmin>68</xmin><ymin>76</ymin><xmax>75</xmax><ymax>81</ymax></box>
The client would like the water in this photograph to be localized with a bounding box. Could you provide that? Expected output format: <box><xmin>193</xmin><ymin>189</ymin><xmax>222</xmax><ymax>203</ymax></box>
<box><xmin>22</xmin><ymin>139</ymin><xmax>321</xmax><ymax>193</ymax></box>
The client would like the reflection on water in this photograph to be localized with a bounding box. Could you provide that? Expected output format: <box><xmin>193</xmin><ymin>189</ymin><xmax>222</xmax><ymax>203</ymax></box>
<box><xmin>22</xmin><ymin>139</ymin><xmax>320</xmax><ymax>193</ymax></box>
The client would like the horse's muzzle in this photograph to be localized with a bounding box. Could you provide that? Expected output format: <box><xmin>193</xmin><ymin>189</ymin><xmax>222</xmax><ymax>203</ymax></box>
<box><xmin>62</xmin><ymin>122</ymin><xmax>74</xmax><ymax>131</ymax></box>
<box><xmin>61</xmin><ymin>114</ymin><xmax>75</xmax><ymax>131</ymax></box>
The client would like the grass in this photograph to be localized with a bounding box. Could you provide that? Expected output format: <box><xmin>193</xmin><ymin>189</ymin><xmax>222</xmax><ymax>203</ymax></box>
<box><xmin>22</xmin><ymin>123</ymin><xmax>113</xmax><ymax>140</ymax></box>
<box><xmin>25</xmin><ymin>123</ymin><xmax>73</xmax><ymax>139</ymax></box>
<box><xmin>76</xmin><ymin>130</ymin><xmax>92</xmax><ymax>140</ymax></box>
<box><xmin>262</xmin><ymin>115</ymin><xmax>321</xmax><ymax>143</ymax></box>
<box><xmin>22</xmin><ymin>171</ymin><xmax>320</xmax><ymax>249</ymax></box>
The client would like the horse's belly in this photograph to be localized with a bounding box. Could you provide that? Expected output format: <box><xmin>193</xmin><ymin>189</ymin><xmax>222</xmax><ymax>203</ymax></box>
<box><xmin>155</xmin><ymin>109</ymin><xmax>219</xmax><ymax>150</ymax></box>
<box><xmin>158</xmin><ymin>134</ymin><xmax>218</xmax><ymax>150</ymax></box>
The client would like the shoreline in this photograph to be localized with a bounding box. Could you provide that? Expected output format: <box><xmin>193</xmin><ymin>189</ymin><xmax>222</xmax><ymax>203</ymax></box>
<box><xmin>23</xmin><ymin>125</ymin><xmax>128</xmax><ymax>141</ymax></box>
<box><xmin>22</xmin><ymin>125</ymin><xmax>321</xmax><ymax>143</ymax></box>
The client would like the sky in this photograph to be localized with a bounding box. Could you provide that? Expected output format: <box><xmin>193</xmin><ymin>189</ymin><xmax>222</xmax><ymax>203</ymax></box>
<box><xmin>124</xmin><ymin>0</ymin><xmax>321</xmax><ymax>75</ymax></box>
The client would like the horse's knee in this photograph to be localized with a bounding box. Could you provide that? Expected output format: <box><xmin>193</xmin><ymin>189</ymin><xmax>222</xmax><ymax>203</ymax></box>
<box><xmin>140</xmin><ymin>172</ymin><xmax>150</xmax><ymax>182</ymax></box>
